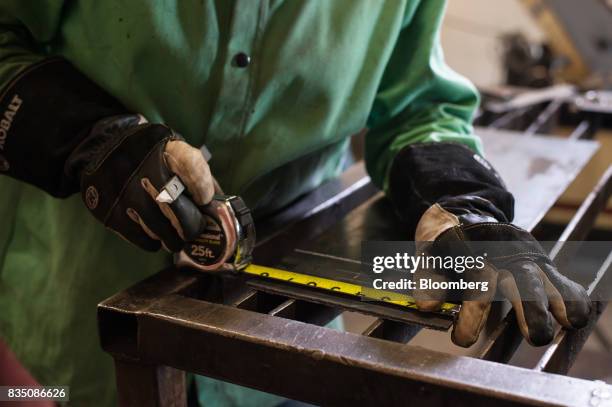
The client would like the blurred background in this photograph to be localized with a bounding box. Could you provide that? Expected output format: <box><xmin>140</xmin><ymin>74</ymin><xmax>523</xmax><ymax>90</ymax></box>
<box><xmin>441</xmin><ymin>0</ymin><xmax>611</xmax><ymax>230</ymax></box>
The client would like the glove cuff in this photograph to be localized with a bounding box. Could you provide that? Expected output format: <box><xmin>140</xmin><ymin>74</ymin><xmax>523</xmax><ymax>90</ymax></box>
<box><xmin>0</xmin><ymin>58</ymin><xmax>129</xmax><ymax>197</ymax></box>
<box><xmin>388</xmin><ymin>142</ymin><xmax>515</xmax><ymax>231</ymax></box>
<box><xmin>415</xmin><ymin>198</ymin><xmax>506</xmax><ymax>242</ymax></box>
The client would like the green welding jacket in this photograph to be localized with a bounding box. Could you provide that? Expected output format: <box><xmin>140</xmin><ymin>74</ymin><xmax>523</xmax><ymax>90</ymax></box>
<box><xmin>0</xmin><ymin>0</ymin><xmax>481</xmax><ymax>405</ymax></box>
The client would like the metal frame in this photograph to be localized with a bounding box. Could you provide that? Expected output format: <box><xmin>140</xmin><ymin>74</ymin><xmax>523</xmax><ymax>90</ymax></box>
<box><xmin>99</xmin><ymin>99</ymin><xmax>612</xmax><ymax>406</ymax></box>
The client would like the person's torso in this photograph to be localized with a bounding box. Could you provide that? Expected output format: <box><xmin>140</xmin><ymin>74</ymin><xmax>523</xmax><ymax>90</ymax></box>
<box><xmin>52</xmin><ymin>0</ymin><xmax>410</xmax><ymax>210</ymax></box>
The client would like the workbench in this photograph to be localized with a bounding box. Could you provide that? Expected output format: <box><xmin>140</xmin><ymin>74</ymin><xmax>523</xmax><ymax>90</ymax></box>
<box><xmin>99</xmin><ymin>124</ymin><xmax>612</xmax><ymax>406</ymax></box>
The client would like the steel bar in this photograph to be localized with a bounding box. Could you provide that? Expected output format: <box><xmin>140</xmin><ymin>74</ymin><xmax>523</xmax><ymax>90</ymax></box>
<box><xmin>550</xmin><ymin>166</ymin><xmax>612</xmax><ymax>262</ymax></box>
<box><xmin>484</xmin><ymin>85</ymin><xmax>575</xmax><ymax>114</ymax></box>
<box><xmin>98</xmin><ymin>268</ymin><xmax>201</xmax><ymax>356</ymax></box>
<box><xmin>247</xmin><ymin>278</ymin><xmax>453</xmax><ymax>330</ymax></box>
<box><xmin>534</xmin><ymin>251</ymin><xmax>612</xmax><ymax>374</ymax></box>
<box><xmin>125</xmin><ymin>293</ymin><xmax>612</xmax><ymax>407</ymax></box>
<box><xmin>536</xmin><ymin>301</ymin><xmax>609</xmax><ymax>375</ymax></box>
<box><xmin>231</xmin><ymin>290</ymin><xmax>288</xmax><ymax>313</ymax></box>
<box><xmin>488</xmin><ymin>106</ymin><xmax>534</xmax><ymax>130</ymax></box>
<box><xmin>524</xmin><ymin>99</ymin><xmax>564</xmax><ymax>137</ymax></box>
<box><xmin>568</xmin><ymin>120</ymin><xmax>593</xmax><ymax>140</ymax></box>
<box><xmin>225</xmin><ymin>283</ymin><xmax>343</xmax><ymax>327</ymax></box>
<box><xmin>559</xmin><ymin>167</ymin><xmax>612</xmax><ymax>242</ymax></box>
<box><xmin>230</xmin><ymin>290</ymin><xmax>259</xmax><ymax>308</ymax></box>
<box><xmin>113</xmin><ymin>360</ymin><xmax>186</xmax><ymax>407</ymax></box>
<box><xmin>362</xmin><ymin>319</ymin><xmax>422</xmax><ymax>343</ymax></box>
<box><xmin>268</xmin><ymin>299</ymin><xmax>342</xmax><ymax>326</ymax></box>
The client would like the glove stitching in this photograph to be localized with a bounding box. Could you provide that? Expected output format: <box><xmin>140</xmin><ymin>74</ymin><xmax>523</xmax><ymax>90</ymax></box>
<box><xmin>462</xmin><ymin>222</ymin><xmax>528</xmax><ymax>233</ymax></box>
<box><xmin>81</xmin><ymin>123</ymin><xmax>151</xmax><ymax>176</ymax></box>
<box><xmin>101</xmin><ymin>137</ymin><xmax>171</xmax><ymax>225</ymax></box>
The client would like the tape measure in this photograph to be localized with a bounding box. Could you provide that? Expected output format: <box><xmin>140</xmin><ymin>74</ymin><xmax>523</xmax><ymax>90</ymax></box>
<box><xmin>243</xmin><ymin>263</ymin><xmax>460</xmax><ymax>315</ymax></box>
<box><xmin>171</xmin><ymin>196</ymin><xmax>460</xmax><ymax>316</ymax></box>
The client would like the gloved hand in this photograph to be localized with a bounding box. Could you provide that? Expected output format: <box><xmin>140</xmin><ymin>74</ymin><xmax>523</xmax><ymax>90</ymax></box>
<box><xmin>413</xmin><ymin>199</ymin><xmax>591</xmax><ymax>347</ymax></box>
<box><xmin>0</xmin><ymin>58</ymin><xmax>213</xmax><ymax>252</ymax></box>
<box><xmin>388</xmin><ymin>142</ymin><xmax>591</xmax><ymax>347</ymax></box>
<box><xmin>67</xmin><ymin>114</ymin><xmax>215</xmax><ymax>252</ymax></box>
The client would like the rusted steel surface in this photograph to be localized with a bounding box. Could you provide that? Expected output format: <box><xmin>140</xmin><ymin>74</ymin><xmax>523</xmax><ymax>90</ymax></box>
<box><xmin>101</xmin><ymin>292</ymin><xmax>612</xmax><ymax>407</ymax></box>
<box><xmin>114</xmin><ymin>360</ymin><xmax>186</xmax><ymax>407</ymax></box>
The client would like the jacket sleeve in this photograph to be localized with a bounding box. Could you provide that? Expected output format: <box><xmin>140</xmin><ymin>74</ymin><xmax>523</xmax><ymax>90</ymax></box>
<box><xmin>365</xmin><ymin>0</ymin><xmax>481</xmax><ymax>190</ymax></box>
<box><xmin>0</xmin><ymin>5</ymin><xmax>128</xmax><ymax>197</ymax></box>
<box><xmin>365</xmin><ymin>0</ymin><xmax>514</xmax><ymax>226</ymax></box>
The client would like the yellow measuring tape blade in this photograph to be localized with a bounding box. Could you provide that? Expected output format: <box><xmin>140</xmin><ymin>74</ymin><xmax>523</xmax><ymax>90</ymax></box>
<box><xmin>244</xmin><ymin>264</ymin><xmax>459</xmax><ymax>314</ymax></box>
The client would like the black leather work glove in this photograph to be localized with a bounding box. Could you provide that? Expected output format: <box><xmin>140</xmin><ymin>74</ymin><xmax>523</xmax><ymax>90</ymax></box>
<box><xmin>413</xmin><ymin>200</ymin><xmax>591</xmax><ymax>347</ymax></box>
<box><xmin>0</xmin><ymin>58</ymin><xmax>213</xmax><ymax>252</ymax></box>
<box><xmin>389</xmin><ymin>142</ymin><xmax>591</xmax><ymax>347</ymax></box>
<box><xmin>67</xmin><ymin>115</ymin><xmax>215</xmax><ymax>252</ymax></box>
